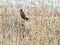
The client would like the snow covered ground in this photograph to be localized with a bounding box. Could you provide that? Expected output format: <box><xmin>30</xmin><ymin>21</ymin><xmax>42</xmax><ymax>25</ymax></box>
<box><xmin>0</xmin><ymin>0</ymin><xmax>60</xmax><ymax>9</ymax></box>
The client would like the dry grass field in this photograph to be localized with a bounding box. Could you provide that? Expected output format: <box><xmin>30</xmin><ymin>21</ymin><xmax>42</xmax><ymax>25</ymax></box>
<box><xmin>0</xmin><ymin>0</ymin><xmax>60</xmax><ymax>45</ymax></box>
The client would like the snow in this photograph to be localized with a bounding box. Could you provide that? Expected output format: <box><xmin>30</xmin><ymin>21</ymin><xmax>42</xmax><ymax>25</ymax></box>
<box><xmin>0</xmin><ymin>0</ymin><xmax>60</xmax><ymax>9</ymax></box>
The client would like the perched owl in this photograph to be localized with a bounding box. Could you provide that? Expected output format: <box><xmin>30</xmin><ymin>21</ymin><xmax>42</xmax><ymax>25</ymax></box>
<box><xmin>20</xmin><ymin>9</ymin><xmax>29</xmax><ymax>21</ymax></box>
